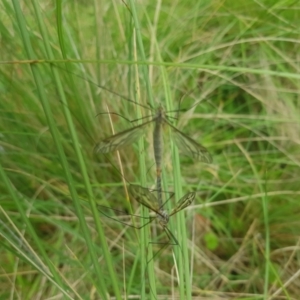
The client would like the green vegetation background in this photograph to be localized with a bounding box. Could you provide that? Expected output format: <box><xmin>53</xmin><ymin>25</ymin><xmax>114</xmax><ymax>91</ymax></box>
<box><xmin>1</xmin><ymin>0</ymin><xmax>300</xmax><ymax>299</ymax></box>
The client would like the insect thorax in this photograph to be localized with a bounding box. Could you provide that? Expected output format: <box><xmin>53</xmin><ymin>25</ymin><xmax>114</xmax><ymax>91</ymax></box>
<box><xmin>157</xmin><ymin>209</ymin><xmax>169</xmax><ymax>226</ymax></box>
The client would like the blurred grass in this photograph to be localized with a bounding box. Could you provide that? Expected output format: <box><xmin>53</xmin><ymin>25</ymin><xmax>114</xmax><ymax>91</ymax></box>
<box><xmin>1</xmin><ymin>0</ymin><xmax>300</xmax><ymax>299</ymax></box>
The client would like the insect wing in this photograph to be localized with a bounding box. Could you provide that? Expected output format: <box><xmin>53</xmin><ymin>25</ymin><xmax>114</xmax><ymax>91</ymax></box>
<box><xmin>167</xmin><ymin>120</ymin><xmax>213</xmax><ymax>163</ymax></box>
<box><xmin>94</xmin><ymin>121</ymin><xmax>150</xmax><ymax>153</ymax></box>
<box><xmin>169</xmin><ymin>192</ymin><xmax>195</xmax><ymax>217</ymax></box>
<box><xmin>129</xmin><ymin>184</ymin><xmax>160</xmax><ymax>213</ymax></box>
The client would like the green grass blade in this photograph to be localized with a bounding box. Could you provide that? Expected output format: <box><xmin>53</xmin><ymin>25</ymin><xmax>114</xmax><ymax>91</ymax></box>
<box><xmin>11</xmin><ymin>0</ymin><xmax>120</xmax><ymax>298</ymax></box>
<box><xmin>128</xmin><ymin>1</ymin><xmax>157</xmax><ymax>298</ymax></box>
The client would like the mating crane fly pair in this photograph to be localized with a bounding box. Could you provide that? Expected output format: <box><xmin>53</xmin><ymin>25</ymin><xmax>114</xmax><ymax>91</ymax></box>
<box><xmin>95</xmin><ymin>103</ymin><xmax>212</xmax><ymax>245</ymax></box>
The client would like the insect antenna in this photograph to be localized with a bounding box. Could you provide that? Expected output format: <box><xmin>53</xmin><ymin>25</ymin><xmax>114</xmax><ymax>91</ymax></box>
<box><xmin>50</xmin><ymin>62</ymin><xmax>152</xmax><ymax>111</ymax></box>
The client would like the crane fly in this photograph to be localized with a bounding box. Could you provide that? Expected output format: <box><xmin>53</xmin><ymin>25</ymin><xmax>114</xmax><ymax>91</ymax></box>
<box><xmin>50</xmin><ymin>64</ymin><xmax>212</xmax><ymax>210</ymax></box>
<box><xmin>84</xmin><ymin>184</ymin><xmax>195</xmax><ymax>246</ymax></box>
<box><xmin>128</xmin><ymin>184</ymin><xmax>195</xmax><ymax>299</ymax></box>
<box><xmin>94</xmin><ymin>105</ymin><xmax>212</xmax><ymax>164</ymax></box>
<box><xmin>90</xmin><ymin>184</ymin><xmax>194</xmax><ymax>298</ymax></box>
<box><xmin>94</xmin><ymin>105</ymin><xmax>212</xmax><ymax>209</ymax></box>
<box><xmin>52</xmin><ymin>64</ymin><xmax>206</xmax><ymax>239</ymax></box>
<box><xmin>128</xmin><ymin>184</ymin><xmax>195</xmax><ymax>246</ymax></box>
